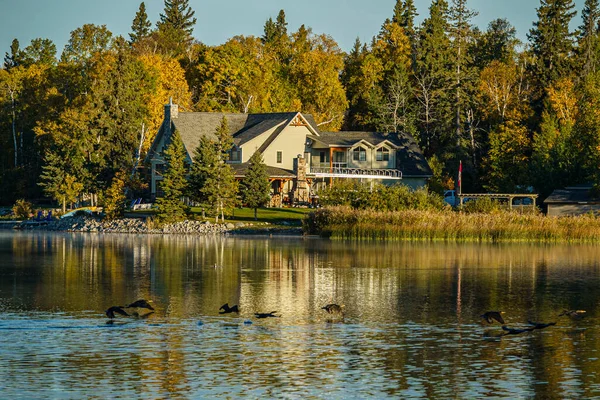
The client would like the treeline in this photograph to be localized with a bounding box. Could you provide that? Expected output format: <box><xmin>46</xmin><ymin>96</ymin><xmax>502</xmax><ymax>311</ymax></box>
<box><xmin>1</xmin><ymin>0</ymin><xmax>599</xmax><ymax>207</ymax></box>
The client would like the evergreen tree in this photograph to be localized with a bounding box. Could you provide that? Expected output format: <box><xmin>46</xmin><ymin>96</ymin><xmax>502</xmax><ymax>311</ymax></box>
<box><xmin>241</xmin><ymin>151</ymin><xmax>271</xmax><ymax>220</ymax></box>
<box><xmin>528</xmin><ymin>0</ymin><xmax>577</xmax><ymax>90</ymax></box>
<box><xmin>393</xmin><ymin>0</ymin><xmax>418</xmax><ymax>43</ymax></box>
<box><xmin>3</xmin><ymin>39</ymin><xmax>22</xmax><ymax>70</ymax></box>
<box><xmin>414</xmin><ymin>0</ymin><xmax>453</xmax><ymax>155</ymax></box>
<box><xmin>39</xmin><ymin>150</ymin><xmax>84</xmax><ymax>213</ymax></box>
<box><xmin>578</xmin><ymin>0</ymin><xmax>600</xmax><ymax>76</ymax></box>
<box><xmin>155</xmin><ymin>132</ymin><xmax>189</xmax><ymax>223</ymax></box>
<box><xmin>130</xmin><ymin>2</ymin><xmax>152</xmax><ymax>44</ymax></box>
<box><xmin>188</xmin><ymin>135</ymin><xmax>218</xmax><ymax>211</ymax></box>
<box><xmin>473</xmin><ymin>19</ymin><xmax>519</xmax><ymax>68</ymax></box>
<box><xmin>198</xmin><ymin>117</ymin><xmax>238</xmax><ymax>222</ymax></box>
<box><xmin>103</xmin><ymin>172</ymin><xmax>126</xmax><ymax>220</ymax></box>
<box><xmin>448</xmin><ymin>0</ymin><xmax>478</xmax><ymax>149</ymax></box>
<box><xmin>157</xmin><ymin>0</ymin><xmax>197</xmax><ymax>46</ymax></box>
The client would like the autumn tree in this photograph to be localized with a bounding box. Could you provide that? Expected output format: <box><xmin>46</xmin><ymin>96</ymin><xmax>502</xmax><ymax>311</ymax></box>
<box><xmin>241</xmin><ymin>151</ymin><xmax>271</xmax><ymax>220</ymax></box>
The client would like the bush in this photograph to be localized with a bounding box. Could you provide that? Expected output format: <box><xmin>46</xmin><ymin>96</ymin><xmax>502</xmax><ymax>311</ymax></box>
<box><xmin>12</xmin><ymin>199</ymin><xmax>33</xmax><ymax>220</ymax></box>
<box><xmin>461</xmin><ymin>197</ymin><xmax>501</xmax><ymax>213</ymax></box>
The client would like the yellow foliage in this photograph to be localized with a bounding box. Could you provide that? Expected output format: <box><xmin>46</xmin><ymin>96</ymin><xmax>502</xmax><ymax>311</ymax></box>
<box><xmin>547</xmin><ymin>78</ymin><xmax>578</xmax><ymax>126</ymax></box>
<box><xmin>138</xmin><ymin>54</ymin><xmax>192</xmax><ymax>151</ymax></box>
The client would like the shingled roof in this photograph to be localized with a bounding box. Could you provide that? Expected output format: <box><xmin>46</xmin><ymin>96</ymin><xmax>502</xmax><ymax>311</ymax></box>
<box><xmin>309</xmin><ymin>131</ymin><xmax>432</xmax><ymax>178</ymax></box>
<box><xmin>230</xmin><ymin>163</ymin><xmax>296</xmax><ymax>179</ymax></box>
<box><xmin>149</xmin><ymin>111</ymin><xmax>320</xmax><ymax>161</ymax></box>
<box><xmin>545</xmin><ymin>188</ymin><xmax>600</xmax><ymax>204</ymax></box>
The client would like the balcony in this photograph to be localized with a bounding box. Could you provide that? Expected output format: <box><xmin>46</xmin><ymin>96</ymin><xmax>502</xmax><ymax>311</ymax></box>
<box><xmin>308</xmin><ymin>167</ymin><xmax>402</xmax><ymax>180</ymax></box>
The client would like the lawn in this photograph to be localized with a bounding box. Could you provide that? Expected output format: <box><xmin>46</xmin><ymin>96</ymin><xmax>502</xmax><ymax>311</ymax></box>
<box><xmin>195</xmin><ymin>207</ymin><xmax>313</xmax><ymax>224</ymax></box>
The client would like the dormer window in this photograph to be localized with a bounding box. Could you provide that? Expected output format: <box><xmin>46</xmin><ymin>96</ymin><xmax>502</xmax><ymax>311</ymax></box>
<box><xmin>353</xmin><ymin>146</ymin><xmax>366</xmax><ymax>162</ymax></box>
<box><xmin>376</xmin><ymin>147</ymin><xmax>390</xmax><ymax>162</ymax></box>
<box><xmin>229</xmin><ymin>146</ymin><xmax>241</xmax><ymax>162</ymax></box>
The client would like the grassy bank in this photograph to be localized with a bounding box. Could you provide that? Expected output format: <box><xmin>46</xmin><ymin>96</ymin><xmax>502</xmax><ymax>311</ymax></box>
<box><xmin>304</xmin><ymin>206</ymin><xmax>600</xmax><ymax>243</ymax></box>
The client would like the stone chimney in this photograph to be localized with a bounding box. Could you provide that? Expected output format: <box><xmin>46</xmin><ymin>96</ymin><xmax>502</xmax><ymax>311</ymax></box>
<box><xmin>292</xmin><ymin>154</ymin><xmax>309</xmax><ymax>202</ymax></box>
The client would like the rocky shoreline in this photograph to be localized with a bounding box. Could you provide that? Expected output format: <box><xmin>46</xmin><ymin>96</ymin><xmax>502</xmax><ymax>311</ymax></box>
<box><xmin>1</xmin><ymin>216</ymin><xmax>303</xmax><ymax>236</ymax></box>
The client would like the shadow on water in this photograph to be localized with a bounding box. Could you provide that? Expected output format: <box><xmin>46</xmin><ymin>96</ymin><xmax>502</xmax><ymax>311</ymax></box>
<box><xmin>1</xmin><ymin>232</ymin><xmax>600</xmax><ymax>397</ymax></box>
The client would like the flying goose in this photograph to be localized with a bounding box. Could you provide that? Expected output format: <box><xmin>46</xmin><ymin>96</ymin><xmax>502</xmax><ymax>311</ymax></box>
<box><xmin>481</xmin><ymin>311</ymin><xmax>505</xmax><ymax>324</ymax></box>
<box><xmin>106</xmin><ymin>306</ymin><xmax>129</xmax><ymax>319</ymax></box>
<box><xmin>219</xmin><ymin>303</ymin><xmax>240</xmax><ymax>314</ymax></box>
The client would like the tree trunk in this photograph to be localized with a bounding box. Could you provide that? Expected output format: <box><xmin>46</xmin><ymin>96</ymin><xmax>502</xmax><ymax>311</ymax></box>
<box><xmin>254</xmin><ymin>207</ymin><xmax>257</xmax><ymax>220</ymax></box>
<box><xmin>10</xmin><ymin>90</ymin><xmax>17</xmax><ymax>168</ymax></box>
<box><xmin>62</xmin><ymin>198</ymin><xmax>66</xmax><ymax>214</ymax></box>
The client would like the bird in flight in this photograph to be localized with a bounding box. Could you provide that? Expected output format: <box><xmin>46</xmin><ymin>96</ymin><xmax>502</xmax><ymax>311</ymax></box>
<box><xmin>481</xmin><ymin>311</ymin><xmax>505</xmax><ymax>324</ymax></box>
<box><xmin>322</xmin><ymin>304</ymin><xmax>344</xmax><ymax>314</ymax></box>
<box><xmin>106</xmin><ymin>306</ymin><xmax>129</xmax><ymax>319</ymax></box>
<box><xmin>559</xmin><ymin>310</ymin><xmax>586</xmax><ymax>319</ymax></box>
<box><xmin>219</xmin><ymin>303</ymin><xmax>240</xmax><ymax>314</ymax></box>
<box><xmin>255</xmin><ymin>311</ymin><xmax>279</xmax><ymax>318</ymax></box>
<box><xmin>501</xmin><ymin>325</ymin><xmax>535</xmax><ymax>335</ymax></box>
<box><xmin>126</xmin><ymin>299</ymin><xmax>154</xmax><ymax>310</ymax></box>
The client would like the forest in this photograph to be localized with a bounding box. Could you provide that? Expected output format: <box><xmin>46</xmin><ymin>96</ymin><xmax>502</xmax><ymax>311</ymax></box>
<box><xmin>0</xmin><ymin>0</ymin><xmax>598</xmax><ymax>207</ymax></box>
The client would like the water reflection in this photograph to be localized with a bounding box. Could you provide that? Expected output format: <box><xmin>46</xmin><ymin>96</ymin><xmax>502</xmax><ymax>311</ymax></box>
<box><xmin>1</xmin><ymin>232</ymin><xmax>600</xmax><ymax>398</ymax></box>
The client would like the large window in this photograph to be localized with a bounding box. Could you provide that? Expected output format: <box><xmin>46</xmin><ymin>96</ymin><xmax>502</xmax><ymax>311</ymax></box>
<box><xmin>277</xmin><ymin>151</ymin><xmax>282</xmax><ymax>163</ymax></box>
<box><xmin>353</xmin><ymin>147</ymin><xmax>366</xmax><ymax>162</ymax></box>
<box><xmin>376</xmin><ymin>147</ymin><xmax>390</xmax><ymax>162</ymax></box>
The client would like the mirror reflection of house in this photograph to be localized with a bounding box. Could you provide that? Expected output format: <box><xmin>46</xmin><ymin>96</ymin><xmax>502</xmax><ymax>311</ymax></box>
<box><xmin>146</xmin><ymin>101</ymin><xmax>432</xmax><ymax>205</ymax></box>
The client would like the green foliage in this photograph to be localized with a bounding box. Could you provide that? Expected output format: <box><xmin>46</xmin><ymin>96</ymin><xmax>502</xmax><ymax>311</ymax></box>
<box><xmin>12</xmin><ymin>199</ymin><xmax>32</xmax><ymax>219</ymax></box>
<box><xmin>39</xmin><ymin>151</ymin><xmax>85</xmax><ymax>213</ymax></box>
<box><xmin>130</xmin><ymin>2</ymin><xmax>152</xmax><ymax>44</ymax></box>
<box><xmin>241</xmin><ymin>151</ymin><xmax>271</xmax><ymax>220</ymax></box>
<box><xmin>61</xmin><ymin>24</ymin><xmax>113</xmax><ymax>64</ymax></box>
<box><xmin>317</xmin><ymin>181</ymin><xmax>446</xmax><ymax>212</ymax></box>
<box><xmin>155</xmin><ymin>132</ymin><xmax>189</xmax><ymax>223</ymax></box>
<box><xmin>461</xmin><ymin>197</ymin><xmax>501</xmax><ymax>213</ymax></box>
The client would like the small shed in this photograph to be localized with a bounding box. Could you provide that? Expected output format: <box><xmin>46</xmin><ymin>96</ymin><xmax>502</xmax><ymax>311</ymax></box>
<box><xmin>544</xmin><ymin>186</ymin><xmax>600</xmax><ymax>217</ymax></box>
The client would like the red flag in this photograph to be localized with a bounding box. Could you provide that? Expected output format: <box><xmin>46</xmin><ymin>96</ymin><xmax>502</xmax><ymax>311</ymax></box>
<box><xmin>458</xmin><ymin>161</ymin><xmax>462</xmax><ymax>195</ymax></box>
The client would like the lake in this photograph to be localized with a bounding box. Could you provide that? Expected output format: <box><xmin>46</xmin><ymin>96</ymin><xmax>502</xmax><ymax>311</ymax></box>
<box><xmin>1</xmin><ymin>231</ymin><xmax>600</xmax><ymax>398</ymax></box>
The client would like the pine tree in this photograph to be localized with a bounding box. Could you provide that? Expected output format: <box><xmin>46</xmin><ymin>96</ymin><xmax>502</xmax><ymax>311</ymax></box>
<box><xmin>528</xmin><ymin>0</ymin><xmax>577</xmax><ymax>90</ymax></box>
<box><xmin>188</xmin><ymin>135</ymin><xmax>218</xmax><ymax>211</ymax></box>
<box><xmin>198</xmin><ymin>117</ymin><xmax>238</xmax><ymax>222</ymax></box>
<box><xmin>578</xmin><ymin>0</ymin><xmax>600</xmax><ymax>76</ymax></box>
<box><xmin>155</xmin><ymin>132</ymin><xmax>189</xmax><ymax>223</ymax></box>
<box><xmin>393</xmin><ymin>0</ymin><xmax>418</xmax><ymax>42</ymax></box>
<box><xmin>130</xmin><ymin>2</ymin><xmax>152</xmax><ymax>44</ymax></box>
<box><xmin>3</xmin><ymin>39</ymin><xmax>22</xmax><ymax>70</ymax></box>
<box><xmin>20</xmin><ymin>38</ymin><xmax>57</xmax><ymax>67</ymax></box>
<box><xmin>103</xmin><ymin>172</ymin><xmax>126</xmax><ymax>220</ymax></box>
<box><xmin>157</xmin><ymin>0</ymin><xmax>196</xmax><ymax>39</ymax></box>
<box><xmin>241</xmin><ymin>151</ymin><xmax>271</xmax><ymax>220</ymax></box>
<box><xmin>414</xmin><ymin>0</ymin><xmax>453</xmax><ymax>155</ymax></box>
<box><xmin>473</xmin><ymin>19</ymin><xmax>519</xmax><ymax>67</ymax></box>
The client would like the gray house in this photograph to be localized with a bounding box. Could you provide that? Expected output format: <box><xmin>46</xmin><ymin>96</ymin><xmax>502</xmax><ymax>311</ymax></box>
<box><xmin>147</xmin><ymin>102</ymin><xmax>433</xmax><ymax>205</ymax></box>
<box><xmin>544</xmin><ymin>185</ymin><xmax>600</xmax><ymax>217</ymax></box>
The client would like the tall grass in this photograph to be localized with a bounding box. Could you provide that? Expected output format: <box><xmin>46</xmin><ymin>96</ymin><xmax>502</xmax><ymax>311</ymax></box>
<box><xmin>304</xmin><ymin>206</ymin><xmax>600</xmax><ymax>243</ymax></box>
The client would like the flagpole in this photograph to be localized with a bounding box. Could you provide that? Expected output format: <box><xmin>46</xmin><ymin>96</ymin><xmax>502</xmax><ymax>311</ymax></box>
<box><xmin>458</xmin><ymin>160</ymin><xmax>462</xmax><ymax>196</ymax></box>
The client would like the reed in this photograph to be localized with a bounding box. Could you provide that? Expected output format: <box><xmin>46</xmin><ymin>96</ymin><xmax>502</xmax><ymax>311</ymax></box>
<box><xmin>304</xmin><ymin>206</ymin><xmax>600</xmax><ymax>243</ymax></box>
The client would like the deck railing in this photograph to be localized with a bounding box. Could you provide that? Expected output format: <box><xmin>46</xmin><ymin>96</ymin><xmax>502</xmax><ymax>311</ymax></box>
<box><xmin>308</xmin><ymin>167</ymin><xmax>402</xmax><ymax>179</ymax></box>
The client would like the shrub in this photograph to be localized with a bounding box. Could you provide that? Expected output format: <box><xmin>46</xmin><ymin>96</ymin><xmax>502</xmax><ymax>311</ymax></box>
<box><xmin>462</xmin><ymin>197</ymin><xmax>500</xmax><ymax>213</ymax></box>
<box><xmin>12</xmin><ymin>199</ymin><xmax>33</xmax><ymax>220</ymax></box>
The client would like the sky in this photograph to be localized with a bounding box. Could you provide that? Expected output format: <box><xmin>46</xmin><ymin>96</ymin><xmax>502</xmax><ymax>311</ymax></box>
<box><xmin>0</xmin><ymin>0</ymin><xmax>587</xmax><ymax>58</ymax></box>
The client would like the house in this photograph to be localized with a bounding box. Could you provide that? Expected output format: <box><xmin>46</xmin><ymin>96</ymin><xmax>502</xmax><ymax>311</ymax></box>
<box><xmin>544</xmin><ymin>185</ymin><xmax>600</xmax><ymax>217</ymax></box>
<box><xmin>146</xmin><ymin>101</ymin><xmax>432</xmax><ymax>205</ymax></box>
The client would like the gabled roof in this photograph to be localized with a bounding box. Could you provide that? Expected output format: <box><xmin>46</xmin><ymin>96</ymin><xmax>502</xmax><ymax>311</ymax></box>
<box><xmin>308</xmin><ymin>131</ymin><xmax>432</xmax><ymax>178</ymax></box>
<box><xmin>230</xmin><ymin>162</ymin><xmax>296</xmax><ymax>179</ymax></box>
<box><xmin>148</xmin><ymin>111</ymin><xmax>320</xmax><ymax>161</ymax></box>
<box><xmin>309</xmin><ymin>131</ymin><xmax>405</xmax><ymax>148</ymax></box>
<box><xmin>545</xmin><ymin>188</ymin><xmax>600</xmax><ymax>204</ymax></box>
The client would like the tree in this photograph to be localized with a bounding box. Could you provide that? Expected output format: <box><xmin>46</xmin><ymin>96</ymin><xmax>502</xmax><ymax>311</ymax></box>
<box><xmin>20</xmin><ymin>38</ymin><xmax>57</xmax><ymax>67</ymax></box>
<box><xmin>473</xmin><ymin>19</ymin><xmax>519</xmax><ymax>68</ymax></box>
<box><xmin>393</xmin><ymin>0</ymin><xmax>418</xmax><ymax>45</ymax></box>
<box><xmin>61</xmin><ymin>24</ymin><xmax>113</xmax><ymax>64</ymax></box>
<box><xmin>577</xmin><ymin>0</ymin><xmax>600</xmax><ymax>77</ymax></box>
<box><xmin>155</xmin><ymin>132</ymin><xmax>189</xmax><ymax>223</ymax></box>
<box><xmin>130</xmin><ymin>2</ymin><xmax>152</xmax><ymax>44</ymax></box>
<box><xmin>199</xmin><ymin>117</ymin><xmax>238</xmax><ymax>222</ymax></box>
<box><xmin>103</xmin><ymin>172</ymin><xmax>126</xmax><ymax>220</ymax></box>
<box><xmin>39</xmin><ymin>150</ymin><xmax>84</xmax><ymax>213</ymax></box>
<box><xmin>188</xmin><ymin>135</ymin><xmax>218</xmax><ymax>215</ymax></box>
<box><xmin>528</xmin><ymin>0</ymin><xmax>577</xmax><ymax>90</ymax></box>
<box><xmin>241</xmin><ymin>151</ymin><xmax>271</xmax><ymax>220</ymax></box>
<box><xmin>3</xmin><ymin>39</ymin><xmax>22</xmax><ymax>70</ymax></box>
<box><xmin>156</xmin><ymin>0</ymin><xmax>197</xmax><ymax>55</ymax></box>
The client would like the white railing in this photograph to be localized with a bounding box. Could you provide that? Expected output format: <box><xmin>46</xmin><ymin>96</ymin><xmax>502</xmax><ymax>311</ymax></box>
<box><xmin>308</xmin><ymin>167</ymin><xmax>402</xmax><ymax>179</ymax></box>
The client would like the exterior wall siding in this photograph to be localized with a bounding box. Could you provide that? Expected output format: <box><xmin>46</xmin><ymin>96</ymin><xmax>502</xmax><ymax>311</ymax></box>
<box><xmin>547</xmin><ymin>204</ymin><xmax>600</xmax><ymax>217</ymax></box>
<box><xmin>261</xmin><ymin>125</ymin><xmax>313</xmax><ymax>170</ymax></box>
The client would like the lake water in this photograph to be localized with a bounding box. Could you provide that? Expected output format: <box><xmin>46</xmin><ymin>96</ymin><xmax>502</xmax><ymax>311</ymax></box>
<box><xmin>1</xmin><ymin>232</ymin><xmax>600</xmax><ymax>398</ymax></box>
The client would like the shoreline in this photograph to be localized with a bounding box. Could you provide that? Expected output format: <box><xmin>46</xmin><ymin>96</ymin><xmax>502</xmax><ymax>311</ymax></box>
<box><xmin>1</xmin><ymin>216</ymin><xmax>304</xmax><ymax>236</ymax></box>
